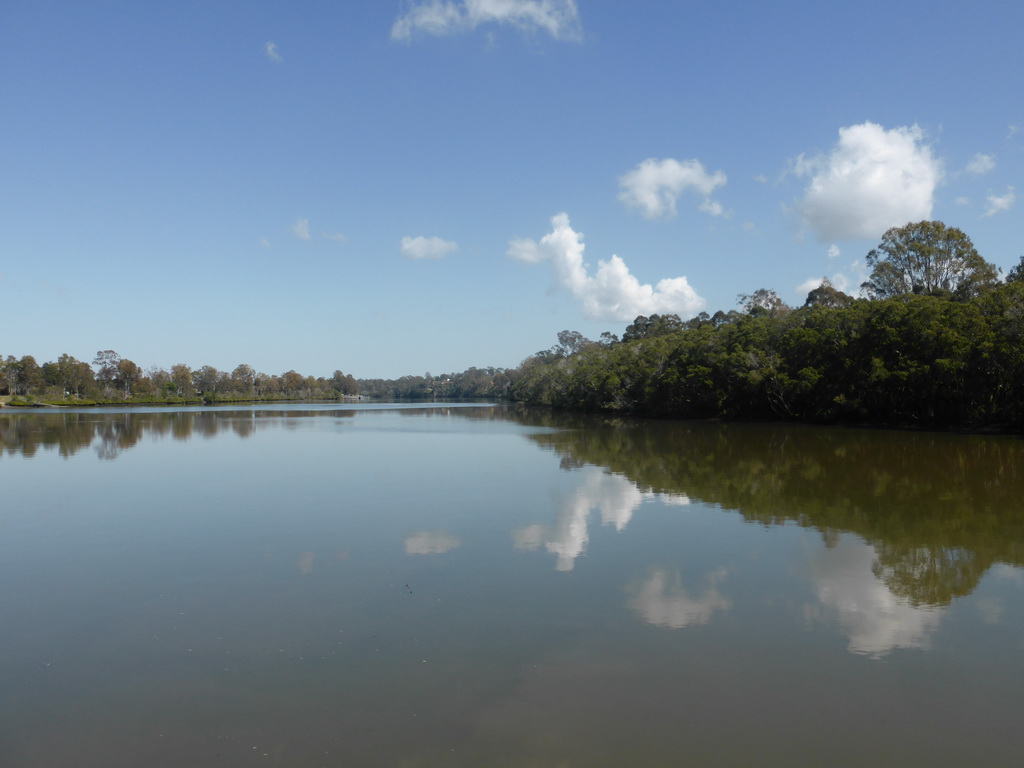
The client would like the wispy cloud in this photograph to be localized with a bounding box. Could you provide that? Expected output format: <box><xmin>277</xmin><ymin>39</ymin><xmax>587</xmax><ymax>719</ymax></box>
<box><xmin>400</xmin><ymin>235</ymin><xmax>459</xmax><ymax>259</ymax></box>
<box><xmin>508</xmin><ymin>213</ymin><xmax>705</xmax><ymax>322</ymax></box>
<box><xmin>264</xmin><ymin>41</ymin><xmax>282</xmax><ymax>62</ymax></box>
<box><xmin>793</xmin><ymin>122</ymin><xmax>941</xmax><ymax>241</ymax></box>
<box><xmin>323</xmin><ymin>232</ymin><xmax>347</xmax><ymax>242</ymax></box>
<box><xmin>391</xmin><ymin>0</ymin><xmax>582</xmax><ymax>42</ymax></box>
<box><xmin>290</xmin><ymin>217</ymin><xmax>311</xmax><ymax>240</ymax></box>
<box><xmin>984</xmin><ymin>186</ymin><xmax>1016</xmax><ymax>217</ymax></box>
<box><xmin>618</xmin><ymin>158</ymin><xmax>727</xmax><ymax>220</ymax></box>
<box><xmin>966</xmin><ymin>153</ymin><xmax>995</xmax><ymax>175</ymax></box>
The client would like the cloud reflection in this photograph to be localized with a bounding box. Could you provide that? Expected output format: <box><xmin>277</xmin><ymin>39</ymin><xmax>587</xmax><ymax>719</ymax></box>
<box><xmin>513</xmin><ymin>468</ymin><xmax>689</xmax><ymax>571</ymax></box>
<box><xmin>405</xmin><ymin>530</ymin><xmax>462</xmax><ymax>555</ymax></box>
<box><xmin>296</xmin><ymin>551</ymin><xmax>315</xmax><ymax>574</ymax></box>
<box><xmin>629</xmin><ymin>568</ymin><xmax>731</xmax><ymax>629</ymax></box>
<box><xmin>810</xmin><ymin>536</ymin><xmax>945</xmax><ymax>658</ymax></box>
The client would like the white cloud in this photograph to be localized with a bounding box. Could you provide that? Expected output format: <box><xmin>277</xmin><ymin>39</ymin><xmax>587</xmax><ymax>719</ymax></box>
<box><xmin>955</xmin><ymin>196</ymin><xmax>971</xmax><ymax>206</ymax></box>
<box><xmin>400</xmin><ymin>235</ymin><xmax>459</xmax><ymax>259</ymax></box>
<box><xmin>796</xmin><ymin>277</ymin><xmax>824</xmax><ymax>295</ymax></box>
<box><xmin>618</xmin><ymin>158</ymin><xmax>727</xmax><ymax>220</ymax></box>
<box><xmin>323</xmin><ymin>231</ymin><xmax>347</xmax><ymax>242</ymax></box>
<box><xmin>391</xmin><ymin>0</ymin><xmax>582</xmax><ymax>42</ymax></box>
<box><xmin>794</xmin><ymin>122</ymin><xmax>942</xmax><ymax>241</ymax></box>
<box><xmin>508</xmin><ymin>213</ymin><xmax>706</xmax><ymax>322</ymax></box>
<box><xmin>966</xmin><ymin>153</ymin><xmax>995</xmax><ymax>174</ymax></box>
<box><xmin>984</xmin><ymin>186</ymin><xmax>1016</xmax><ymax>217</ymax></box>
<box><xmin>698</xmin><ymin>198</ymin><xmax>726</xmax><ymax>217</ymax></box>
<box><xmin>260</xmin><ymin>237</ymin><xmax>272</xmax><ymax>249</ymax></box>
<box><xmin>264</xmin><ymin>41</ymin><xmax>282</xmax><ymax>62</ymax></box>
<box><xmin>290</xmin><ymin>217</ymin><xmax>311</xmax><ymax>240</ymax></box>
<box><xmin>796</xmin><ymin>273</ymin><xmax>850</xmax><ymax>296</ymax></box>
<box><xmin>827</xmin><ymin>244</ymin><xmax>841</xmax><ymax>259</ymax></box>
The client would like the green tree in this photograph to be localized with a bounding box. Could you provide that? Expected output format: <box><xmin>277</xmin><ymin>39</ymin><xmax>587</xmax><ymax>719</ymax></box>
<box><xmin>621</xmin><ymin>314</ymin><xmax>684</xmax><ymax>342</ymax></box>
<box><xmin>15</xmin><ymin>355</ymin><xmax>42</xmax><ymax>395</ymax></box>
<box><xmin>192</xmin><ymin>365</ymin><xmax>221</xmax><ymax>394</ymax></box>
<box><xmin>93</xmin><ymin>350</ymin><xmax>121</xmax><ymax>390</ymax></box>
<box><xmin>115</xmin><ymin>358</ymin><xmax>142</xmax><ymax>397</ymax></box>
<box><xmin>55</xmin><ymin>353</ymin><xmax>94</xmax><ymax>396</ymax></box>
<box><xmin>331</xmin><ymin>370</ymin><xmax>358</xmax><ymax>395</ymax></box>
<box><xmin>170</xmin><ymin>364</ymin><xmax>194</xmax><ymax>396</ymax></box>
<box><xmin>737</xmin><ymin>288</ymin><xmax>789</xmax><ymax>316</ymax></box>
<box><xmin>861</xmin><ymin>221</ymin><xmax>999</xmax><ymax>299</ymax></box>
<box><xmin>281</xmin><ymin>370</ymin><xmax>305</xmax><ymax>395</ymax></box>
<box><xmin>803</xmin><ymin>278</ymin><xmax>854</xmax><ymax>309</ymax></box>
<box><xmin>231</xmin><ymin>364</ymin><xmax>256</xmax><ymax>394</ymax></box>
<box><xmin>1005</xmin><ymin>255</ymin><xmax>1024</xmax><ymax>284</ymax></box>
<box><xmin>555</xmin><ymin>330</ymin><xmax>593</xmax><ymax>356</ymax></box>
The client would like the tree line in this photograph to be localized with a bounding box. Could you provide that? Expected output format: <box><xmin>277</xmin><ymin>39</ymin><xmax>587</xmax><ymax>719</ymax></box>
<box><xmin>5</xmin><ymin>220</ymin><xmax>1022</xmax><ymax>428</ymax></box>
<box><xmin>0</xmin><ymin>349</ymin><xmax>517</xmax><ymax>406</ymax></box>
<box><xmin>508</xmin><ymin>221</ymin><xmax>1024</xmax><ymax>429</ymax></box>
<box><xmin>0</xmin><ymin>352</ymin><xmax>360</xmax><ymax>404</ymax></box>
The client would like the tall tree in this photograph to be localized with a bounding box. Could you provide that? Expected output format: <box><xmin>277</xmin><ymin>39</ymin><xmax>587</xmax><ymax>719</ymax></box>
<box><xmin>231</xmin><ymin>364</ymin><xmax>255</xmax><ymax>392</ymax></box>
<box><xmin>116</xmin><ymin>358</ymin><xmax>142</xmax><ymax>396</ymax></box>
<box><xmin>331</xmin><ymin>370</ymin><xmax>357</xmax><ymax>395</ymax></box>
<box><xmin>55</xmin><ymin>353</ymin><xmax>94</xmax><ymax>396</ymax></box>
<box><xmin>192</xmin><ymin>365</ymin><xmax>221</xmax><ymax>394</ymax></box>
<box><xmin>14</xmin><ymin>355</ymin><xmax>42</xmax><ymax>395</ymax></box>
<box><xmin>555</xmin><ymin>330</ymin><xmax>592</xmax><ymax>356</ymax></box>
<box><xmin>738</xmin><ymin>289</ymin><xmax>789</xmax><ymax>316</ymax></box>
<box><xmin>1005</xmin><ymin>255</ymin><xmax>1024</xmax><ymax>284</ymax></box>
<box><xmin>93</xmin><ymin>350</ymin><xmax>121</xmax><ymax>384</ymax></box>
<box><xmin>803</xmin><ymin>278</ymin><xmax>854</xmax><ymax>309</ymax></box>
<box><xmin>622</xmin><ymin>314</ymin><xmax>684</xmax><ymax>342</ymax></box>
<box><xmin>861</xmin><ymin>221</ymin><xmax>999</xmax><ymax>299</ymax></box>
<box><xmin>170</xmin><ymin>364</ymin><xmax>194</xmax><ymax>396</ymax></box>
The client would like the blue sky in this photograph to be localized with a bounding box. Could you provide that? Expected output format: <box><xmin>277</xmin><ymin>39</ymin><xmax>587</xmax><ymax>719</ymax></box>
<box><xmin>2</xmin><ymin>1</ymin><xmax>1021</xmax><ymax>379</ymax></box>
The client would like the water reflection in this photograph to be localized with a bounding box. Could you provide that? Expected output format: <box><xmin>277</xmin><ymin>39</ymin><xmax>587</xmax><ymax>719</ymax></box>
<box><xmin>808</xmin><ymin>536</ymin><xmax>945</xmax><ymax>657</ymax></box>
<box><xmin>5</xmin><ymin>404</ymin><xmax>1024</xmax><ymax>643</ymax></box>
<box><xmin>296</xmin><ymin>551</ymin><xmax>316</xmax><ymax>575</ymax></box>
<box><xmin>405</xmin><ymin>530</ymin><xmax>462</xmax><ymax>555</ymax></box>
<box><xmin>629</xmin><ymin>567</ymin><xmax>731</xmax><ymax>629</ymax></box>
<box><xmin>512</xmin><ymin>467</ymin><xmax>689</xmax><ymax>571</ymax></box>
<box><xmin>6</xmin><ymin>404</ymin><xmax>1024</xmax><ymax>766</ymax></box>
<box><xmin>518</xmin><ymin>412</ymin><xmax>1024</xmax><ymax>606</ymax></box>
<box><xmin>0</xmin><ymin>407</ymin><xmax>360</xmax><ymax>459</ymax></box>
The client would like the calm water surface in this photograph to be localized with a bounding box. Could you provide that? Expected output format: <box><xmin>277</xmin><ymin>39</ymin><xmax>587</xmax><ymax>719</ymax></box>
<box><xmin>2</xmin><ymin>404</ymin><xmax>1023</xmax><ymax>767</ymax></box>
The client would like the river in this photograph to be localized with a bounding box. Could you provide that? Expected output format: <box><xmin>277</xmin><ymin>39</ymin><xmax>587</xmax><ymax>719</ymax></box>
<box><xmin>2</xmin><ymin>404</ymin><xmax>1022</xmax><ymax>766</ymax></box>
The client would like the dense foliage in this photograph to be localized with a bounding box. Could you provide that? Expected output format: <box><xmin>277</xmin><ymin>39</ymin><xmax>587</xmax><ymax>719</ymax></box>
<box><xmin>0</xmin><ymin>352</ymin><xmax>361</xmax><ymax>405</ymax></box>
<box><xmin>508</xmin><ymin>282</ymin><xmax>1024</xmax><ymax>428</ymax></box>
<box><xmin>508</xmin><ymin>221</ymin><xmax>1024</xmax><ymax>430</ymax></box>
